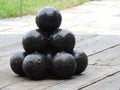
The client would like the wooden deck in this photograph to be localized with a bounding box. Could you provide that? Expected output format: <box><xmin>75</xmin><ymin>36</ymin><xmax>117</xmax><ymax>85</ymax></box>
<box><xmin>1</xmin><ymin>0</ymin><xmax>120</xmax><ymax>89</ymax></box>
<box><xmin>1</xmin><ymin>34</ymin><xmax>120</xmax><ymax>90</ymax></box>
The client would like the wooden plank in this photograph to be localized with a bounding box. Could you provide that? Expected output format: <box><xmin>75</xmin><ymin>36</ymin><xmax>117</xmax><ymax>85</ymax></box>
<box><xmin>31</xmin><ymin>38</ymin><xmax>120</xmax><ymax>90</ymax></box>
<box><xmin>76</xmin><ymin>35</ymin><xmax>120</xmax><ymax>55</ymax></box>
<box><xmin>0</xmin><ymin>34</ymin><xmax>97</xmax><ymax>89</ymax></box>
<box><xmin>0</xmin><ymin>43</ymin><xmax>22</xmax><ymax>61</ymax></box>
<box><xmin>75</xmin><ymin>34</ymin><xmax>97</xmax><ymax>42</ymax></box>
<box><xmin>0</xmin><ymin>45</ymin><xmax>119</xmax><ymax>90</ymax></box>
<box><xmin>33</xmin><ymin>66</ymin><xmax>120</xmax><ymax>90</ymax></box>
<box><xmin>89</xmin><ymin>44</ymin><xmax>120</xmax><ymax>66</ymax></box>
<box><xmin>1</xmin><ymin>35</ymin><xmax>120</xmax><ymax>62</ymax></box>
<box><xmin>0</xmin><ymin>61</ymin><xmax>25</xmax><ymax>89</ymax></box>
<box><xmin>0</xmin><ymin>34</ymin><xmax>97</xmax><ymax>48</ymax></box>
<box><xmin>0</xmin><ymin>35</ymin><xmax>120</xmax><ymax>89</ymax></box>
<box><xmin>82</xmin><ymin>71</ymin><xmax>120</xmax><ymax>90</ymax></box>
<box><xmin>35</xmin><ymin>45</ymin><xmax>120</xmax><ymax>90</ymax></box>
<box><xmin>0</xmin><ymin>34</ymin><xmax>120</xmax><ymax>58</ymax></box>
<box><xmin>1</xmin><ymin>64</ymin><xmax>120</xmax><ymax>90</ymax></box>
<box><xmin>0</xmin><ymin>34</ymin><xmax>22</xmax><ymax>48</ymax></box>
<box><xmin>0</xmin><ymin>34</ymin><xmax>97</xmax><ymax>61</ymax></box>
<box><xmin>1</xmin><ymin>34</ymin><xmax>120</xmax><ymax>61</ymax></box>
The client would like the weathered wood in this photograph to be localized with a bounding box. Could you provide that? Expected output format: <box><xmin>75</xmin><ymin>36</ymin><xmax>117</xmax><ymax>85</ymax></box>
<box><xmin>1</xmin><ymin>65</ymin><xmax>120</xmax><ymax>90</ymax></box>
<box><xmin>1</xmin><ymin>35</ymin><xmax>120</xmax><ymax>90</ymax></box>
<box><xmin>76</xmin><ymin>35</ymin><xmax>120</xmax><ymax>55</ymax></box>
<box><xmin>82</xmin><ymin>71</ymin><xmax>120</xmax><ymax>90</ymax></box>
<box><xmin>0</xmin><ymin>34</ymin><xmax>98</xmax><ymax>89</ymax></box>
<box><xmin>1</xmin><ymin>34</ymin><xmax>120</xmax><ymax>62</ymax></box>
<box><xmin>75</xmin><ymin>34</ymin><xmax>98</xmax><ymax>42</ymax></box>
<box><xmin>0</xmin><ymin>43</ymin><xmax>22</xmax><ymax>61</ymax></box>
<box><xmin>1</xmin><ymin>42</ymin><xmax>119</xmax><ymax>90</ymax></box>
<box><xmin>0</xmin><ymin>34</ymin><xmax>97</xmax><ymax>61</ymax></box>
<box><xmin>33</xmin><ymin>66</ymin><xmax>120</xmax><ymax>90</ymax></box>
<box><xmin>0</xmin><ymin>34</ymin><xmax>96</xmax><ymax>48</ymax></box>
<box><xmin>0</xmin><ymin>61</ymin><xmax>24</xmax><ymax>89</ymax></box>
<box><xmin>0</xmin><ymin>34</ymin><xmax>22</xmax><ymax>48</ymax></box>
<box><xmin>89</xmin><ymin>44</ymin><xmax>120</xmax><ymax>66</ymax></box>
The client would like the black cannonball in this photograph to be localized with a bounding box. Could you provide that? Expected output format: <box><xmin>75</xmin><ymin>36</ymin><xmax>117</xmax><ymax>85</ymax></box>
<box><xmin>73</xmin><ymin>49</ymin><xmax>88</xmax><ymax>75</ymax></box>
<box><xmin>22</xmin><ymin>29</ymin><xmax>48</xmax><ymax>53</ymax></box>
<box><xmin>10</xmin><ymin>50</ymin><xmax>27</xmax><ymax>76</ymax></box>
<box><xmin>36</xmin><ymin>6</ymin><xmax>62</xmax><ymax>34</ymax></box>
<box><xmin>22</xmin><ymin>53</ymin><xmax>49</xmax><ymax>80</ymax></box>
<box><xmin>50</xmin><ymin>29</ymin><xmax>75</xmax><ymax>52</ymax></box>
<box><xmin>52</xmin><ymin>52</ymin><xmax>77</xmax><ymax>79</ymax></box>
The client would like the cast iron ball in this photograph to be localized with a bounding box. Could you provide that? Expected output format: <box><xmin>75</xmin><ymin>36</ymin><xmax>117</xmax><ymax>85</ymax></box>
<box><xmin>22</xmin><ymin>29</ymin><xmax>48</xmax><ymax>54</ymax></box>
<box><xmin>36</xmin><ymin>6</ymin><xmax>62</xmax><ymax>34</ymax></box>
<box><xmin>50</xmin><ymin>29</ymin><xmax>75</xmax><ymax>52</ymax></box>
<box><xmin>22</xmin><ymin>53</ymin><xmax>49</xmax><ymax>80</ymax></box>
<box><xmin>73</xmin><ymin>49</ymin><xmax>88</xmax><ymax>75</ymax></box>
<box><xmin>10</xmin><ymin>50</ymin><xmax>27</xmax><ymax>76</ymax></box>
<box><xmin>52</xmin><ymin>52</ymin><xmax>77</xmax><ymax>79</ymax></box>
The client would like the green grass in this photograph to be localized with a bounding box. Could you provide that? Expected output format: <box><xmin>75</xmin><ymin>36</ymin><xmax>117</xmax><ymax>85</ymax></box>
<box><xmin>0</xmin><ymin>0</ymin><xmax>89</xmax><ymax>18</ymax></box>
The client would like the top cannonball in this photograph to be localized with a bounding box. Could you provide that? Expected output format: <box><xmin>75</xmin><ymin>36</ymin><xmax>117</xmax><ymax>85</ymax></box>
<box><xmin>35</xmin><ymin>6</ymin><xmax>62</xmax><ymax>34</ymax></box>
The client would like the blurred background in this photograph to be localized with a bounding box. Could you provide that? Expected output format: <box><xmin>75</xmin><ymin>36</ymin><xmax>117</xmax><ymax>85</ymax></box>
<box><xmin>0</xmin><ymin>0</ymin><xmax>89</xmax><ymax>18</ymax></box>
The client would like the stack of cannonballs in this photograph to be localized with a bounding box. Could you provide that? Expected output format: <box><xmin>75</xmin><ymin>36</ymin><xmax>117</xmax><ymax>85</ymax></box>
<box><xmin>10</xmin><ymin>7</ymin><xmax>88</xmax><ymax>80</ymax></box>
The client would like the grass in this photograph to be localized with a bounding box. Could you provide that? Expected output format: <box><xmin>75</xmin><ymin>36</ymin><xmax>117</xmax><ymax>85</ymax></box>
<box><xmin>0</xmin><ymin>0</ymin><xmax>89</xmax><ymax>18</ymax></box>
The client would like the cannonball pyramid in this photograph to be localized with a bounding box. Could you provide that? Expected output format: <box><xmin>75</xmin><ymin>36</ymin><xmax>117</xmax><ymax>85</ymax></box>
<box><xmin>10</xmin><ymin>6</ymin><xmax>88</xmax><ymax>80</ymax></box>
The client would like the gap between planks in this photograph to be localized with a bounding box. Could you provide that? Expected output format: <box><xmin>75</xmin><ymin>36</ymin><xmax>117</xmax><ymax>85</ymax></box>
<box><xmin>81</xmin><ymin>69</ymin><xmax>120</xmax><ymax>90</ymax></box>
